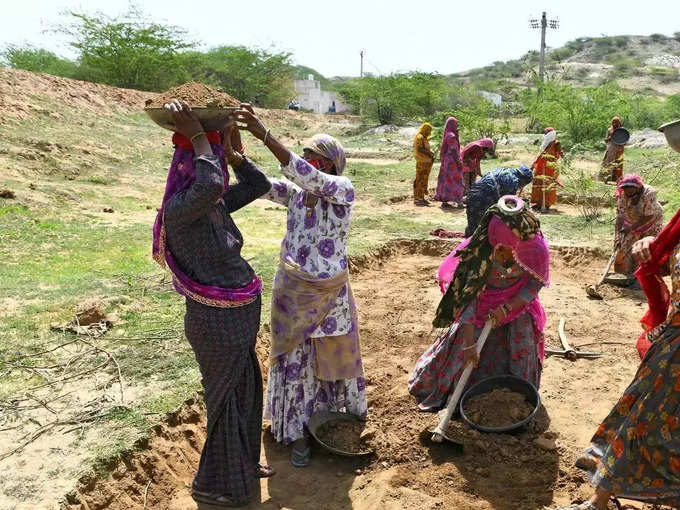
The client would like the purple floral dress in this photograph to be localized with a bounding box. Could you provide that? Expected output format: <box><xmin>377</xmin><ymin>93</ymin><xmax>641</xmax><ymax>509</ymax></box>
<box><xmin>262</xmin><ymin>152</ymin><xmax>367</xmax><ymax>444</ymax></box>
<box><xmin>263</xmin><ymin>153</ymin><xmax>354</xmax><ymax>338</ymax></box>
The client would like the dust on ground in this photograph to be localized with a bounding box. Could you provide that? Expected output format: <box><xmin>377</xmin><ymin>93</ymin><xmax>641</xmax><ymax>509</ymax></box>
<box><xmin>145</xmin><ymin>82</ymin><xmax>240</xmax><ymax>108</ymax></box>
<box><xmin>63</xmin><ymin>240</ymin><xmax>659</xmax><ymax>510</ymax></box>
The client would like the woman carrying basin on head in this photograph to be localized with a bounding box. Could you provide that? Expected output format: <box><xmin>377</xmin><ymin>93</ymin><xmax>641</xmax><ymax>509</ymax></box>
<box><xmin>234</xmin><ymin>108</ymin><xmax>367</xmax><ymax>469</ymax></box>
<box><xmin>153</xmin><ymin>101</ymin><xmax>273</xmax><ymax>507</ymax></box>
<box><xmin>408</xmin><ymin>196</ymin><xmax>549</xmax><ymax>411</ymax></box>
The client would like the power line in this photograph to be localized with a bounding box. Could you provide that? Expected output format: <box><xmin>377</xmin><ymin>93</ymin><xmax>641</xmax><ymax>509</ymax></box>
<box><xmin>529</xmin><ymin>11</ymin><xmax>560</xmax><ymax>82</ymax></box>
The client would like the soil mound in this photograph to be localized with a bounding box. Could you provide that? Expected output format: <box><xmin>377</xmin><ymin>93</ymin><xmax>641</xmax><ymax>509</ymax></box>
<box><xmin>145</xmin><ymin>82</ymin><xmax>240</xmax><ymax>108</ymax></box>
<box><xmin>0</xmin><ymin>68</ymin><xmax>155</xmax><ymax>121</ymax></box>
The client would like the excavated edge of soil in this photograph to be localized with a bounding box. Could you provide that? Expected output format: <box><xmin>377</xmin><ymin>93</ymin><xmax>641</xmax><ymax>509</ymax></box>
<box><xmin>61</xmin><ymin>237</ymin><xmax>609</xmax><ymax>508</ymax></box>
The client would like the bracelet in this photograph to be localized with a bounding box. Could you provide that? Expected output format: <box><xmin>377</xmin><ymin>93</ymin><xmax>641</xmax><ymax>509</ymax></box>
<box><xmin>190</xmin><ymin>131</ymin><xmax>206</xmax><ymax>143</ymax></box>
<box><xmin>263</xmin><ymin>129</ymin><xmax>271</xmax><ymax>145</ymax></box>
<box><xmin>463</xmin><ymin>344</ymin><xmax>476</xmax><ymax>351</ymax></box>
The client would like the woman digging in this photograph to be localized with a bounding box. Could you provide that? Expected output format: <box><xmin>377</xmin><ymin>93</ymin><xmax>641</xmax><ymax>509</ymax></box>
<box><xmin>555</xmin><ymin>210</ymin><xmax>680</xmax><ymax>509</ymax></box>
<box><xmin>234</xmin><ymin>108</ymin><xmax>367</xmax><ymax>468</ymax></box>
<box><xmin>613</xmin><ymin>174</ymin><xmax>664</xmax><ymax>288</ymax></box>
<box><xmin>153</xmin><ymin>101</ymin><xmax>274</xmax><ymax>507</ymax></box>
<box><xmin>461</xmin><ymin>137</ymin><xmax>494</xmax><ymax>199</ymax></box>
<box><xmin>409</xmin><ymin>196</ymin><xmax>549</xmax><ymax>410</ymax></box>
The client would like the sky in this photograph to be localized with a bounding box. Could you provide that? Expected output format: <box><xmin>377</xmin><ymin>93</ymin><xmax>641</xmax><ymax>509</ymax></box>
<box><xmin>3</xmin><ymin>0</ymin><xmax>680</xmax><ymax>77</ymax></box>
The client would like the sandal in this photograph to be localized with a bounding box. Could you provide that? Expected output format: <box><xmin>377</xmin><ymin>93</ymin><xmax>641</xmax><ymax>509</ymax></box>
<box><xmin>191</xmin><ymin>489</ymin><xmax>246</xmax><ymax>507</ymax></box>
<box><xmin>255</xmin><ymin>463</ymin><xmax>276</xmax><ymax>478</ymax></box>
<box><xmin>290</xmin><ymin>446</ymin><xmax>311</xmax><ymax>468</ymax></box>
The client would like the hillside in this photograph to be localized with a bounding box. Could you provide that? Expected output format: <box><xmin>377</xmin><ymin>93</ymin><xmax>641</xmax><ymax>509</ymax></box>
<box><xmin>453</xmin><ymin>34</ymin><xmax>680</xmax><ymax>98</ymax></box>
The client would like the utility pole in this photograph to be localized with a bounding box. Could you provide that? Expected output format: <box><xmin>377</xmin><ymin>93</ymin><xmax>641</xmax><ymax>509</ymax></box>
<box><xmin>529</xmin><ymin>12</ymin><xmax>559</xmax><ymax>82</ymax></box>
<box><xmin>360</xmin><ymin>50</ymin><xmax>365</xmax><ymax>78</ymax></box>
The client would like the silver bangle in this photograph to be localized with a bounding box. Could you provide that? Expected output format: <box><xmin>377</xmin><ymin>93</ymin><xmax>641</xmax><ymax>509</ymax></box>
<box><xmin>263</xmin><ymin>129</ymin><xmax>271</xmax><ymax>145</ymax></box>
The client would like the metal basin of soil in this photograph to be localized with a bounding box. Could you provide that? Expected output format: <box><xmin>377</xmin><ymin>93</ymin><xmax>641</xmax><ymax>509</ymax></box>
<box><xmin>144</xmin><ymin>107</ymin><xmax>238</xmax><ymax>132</ymax></box>
<box><xmin>307</xmin><ymin>410</ymin><xmax>374</xmax><ymax>456</ymax></box>
<box><xmin>460</xmin><ymin>375</ymin><xmax>541</xmax><ymax>433</ymax></box>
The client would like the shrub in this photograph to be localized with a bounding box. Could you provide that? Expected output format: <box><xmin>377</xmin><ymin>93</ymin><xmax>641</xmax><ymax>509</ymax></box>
<box><xmin>1</xmin><ymin>44</ymin><xmax>79</xmax><ymax>78</ymax></box>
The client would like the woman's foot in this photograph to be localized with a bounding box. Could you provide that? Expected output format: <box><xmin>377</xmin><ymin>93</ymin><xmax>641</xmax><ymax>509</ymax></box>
<box><xmin>291</xmin><ymin>437</ymin><xmax>311</xmax><ymax>468</ymax></box>
<box><xmin>255</xmin><ymin>463</ymin><xmax>276</xmax><ymax>478</ymax></box>
<box><xmin>192</xmin><ymin>489</ymin><xmax>246</xmax><ymax>507</ymax></box>
<box><xmin>440</xmin><ymin>202</ymin><xmax>454</xmax><ymax>209</ymax></box>
<box><xmin>414</xmin><ymin>198</ymin><xmax>429</xmax><ymax>206</ymax></box>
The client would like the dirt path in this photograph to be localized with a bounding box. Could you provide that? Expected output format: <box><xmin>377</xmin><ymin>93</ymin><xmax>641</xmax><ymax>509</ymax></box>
<box><xmin>67</xmin><ymin>241</ymin><xmax>657</xmax><ymax>510</ymax></box>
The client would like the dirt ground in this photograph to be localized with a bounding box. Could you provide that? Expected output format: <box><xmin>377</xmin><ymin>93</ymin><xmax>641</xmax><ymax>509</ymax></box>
<box><xmin>64</xmin><ymin>239</ymin><xmax>661</xmax><ymax>510</ymax></box>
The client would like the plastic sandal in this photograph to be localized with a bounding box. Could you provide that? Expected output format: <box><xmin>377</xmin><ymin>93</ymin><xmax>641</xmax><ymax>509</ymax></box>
<box><xmin>290</xmin><ymin>446</ymin><xmax>311</xmax><ymax>468</ymax></box>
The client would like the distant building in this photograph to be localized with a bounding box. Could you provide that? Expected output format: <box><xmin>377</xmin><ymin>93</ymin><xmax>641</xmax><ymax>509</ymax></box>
<box><xmin>476</xmin><ymin>90</ymin><xmax>503</xmax><ymax>107</ymax></box>
<box><xmin>294</xmin><ymin>74</ymin><xmax>349</xmax><ymax>114</ymax></box>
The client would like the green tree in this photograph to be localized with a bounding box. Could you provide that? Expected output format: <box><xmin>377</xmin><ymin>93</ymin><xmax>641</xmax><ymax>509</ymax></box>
<box><xmin>1</xmin><ymin>44</ymin><xmax>79</xmax><ymax>78</ymax></box>
<box><xmin>182</xmin><ymin>46</ymin><xmax>295</xmax><ymax>108</ymax></box>
<box><xmin>56</xmin><ymin>6</ymin><xmax>193</xmax><ymax>91</ymax></box>
<box><xmin>337</xmin><ymin>73</ymin><xmax>449</xmax><ymax>124</ymax></box>
<box><xmin>521</xmin><ymin>80</ymin><xmax>628</xmax><ymax>145</ymax></box>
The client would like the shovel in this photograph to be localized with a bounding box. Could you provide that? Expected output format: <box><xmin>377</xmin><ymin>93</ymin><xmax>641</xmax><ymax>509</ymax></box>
<box><xmin>585</xmin><ymin>249</ymin><xmax>617</xmax><ymax>299</ymax></box>
<box><xmin>430</xmin><ymin>320</ymin><xmax>493</xmax><ymax>444</ymax></box>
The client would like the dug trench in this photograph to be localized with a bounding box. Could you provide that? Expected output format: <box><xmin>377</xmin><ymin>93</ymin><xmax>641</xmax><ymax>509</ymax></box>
<box><xmin>66</xmin><ymin>239</ymin><xmax>655</xmax><ymax>510</ymax></box>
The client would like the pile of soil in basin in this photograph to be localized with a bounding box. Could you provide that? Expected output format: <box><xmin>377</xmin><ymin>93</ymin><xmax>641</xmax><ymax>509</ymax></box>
<box><xmin>145</xmin><ymin>82</ymin><xmax>240</xmax><ymax>108</ymax></box>
<box><xmin>316</xmin><ymin>420</ymin><xmax>374</xmax><ymax>453</ymax></box>
<box><xmin>463</xmin><ymin>388</ymin><xmax>534</xmax><ymax>428</ymax></box>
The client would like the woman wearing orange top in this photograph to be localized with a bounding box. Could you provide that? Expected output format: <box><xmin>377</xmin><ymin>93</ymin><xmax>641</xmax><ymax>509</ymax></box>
<box><xmin>531</xmin><ymin>127</ymin><xmax>563</xmax><ymax>212</ymax></box>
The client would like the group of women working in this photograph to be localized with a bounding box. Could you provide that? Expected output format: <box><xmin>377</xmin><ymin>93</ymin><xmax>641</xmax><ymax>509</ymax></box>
<box><xmin>156</xmin><ymin>101</ymin><xmax>680</xmax><ymax>509</ymax></box>
<box><xmin>416</xmin><ymin>116</ymin><xmax>631</xmax><ymax>215</ymax></box>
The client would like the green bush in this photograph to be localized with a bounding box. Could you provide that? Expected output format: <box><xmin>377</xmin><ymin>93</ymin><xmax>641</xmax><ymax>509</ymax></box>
<box><xmin>337</xmin><ymin>73</ymin><xmax>451</xmax><ymax>124</ymax></box>
<box><xmin>1</xmin><ymin>45</ymin><xmax>79</xmax><ymax>78</ymax></box>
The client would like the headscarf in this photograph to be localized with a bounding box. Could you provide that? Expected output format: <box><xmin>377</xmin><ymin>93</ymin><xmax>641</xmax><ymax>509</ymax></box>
<box><xmin>514</xmin><ymin>165</ymin><xmax>534</xmax><ymax>188</ymax></box>
<box><xmin>433</xmin><ymin>197</ymin><xmax>548</xmax><ymax>328</ymax></box>
<box><xmin>439</xmin><ymin>117</ymin><xmax>459</xmax><ymax>155</ymax></box>
<box><xmin>152</xmin><ymin>131</ymin><xmax>228</xmax><ymax>265</ymax></box>
<box><xmin>612</xmin><ymin>116</ymin><xmax>622</xmax><ymax>129</ymax></box>
<box><xmin>614</xmin><ymin>173</ymin><xmax>643</xmax><ymax>198</ymax></box>
<box><xmin>304</xmin><ymin>133</ymin><xmax>346</xmax><ymax>175</ymax></box>
<box><xmin>151</xmin><ymin>133</ymin><xmax>262</xmax><ymax>306</ymax></box>
<box><xmin>418</xmin><ymin>122</ymin><xmax>433</xmax><ymax>138</ymax></box>
<box><xmin>540</xmin><ymin>129</ymin><xmax>557</xmax><ymax>152</ymax></box>
<box><xmin>461</xmin><ymin>138</ymin><xmax>494</xmax><ymax>159</ymax></box>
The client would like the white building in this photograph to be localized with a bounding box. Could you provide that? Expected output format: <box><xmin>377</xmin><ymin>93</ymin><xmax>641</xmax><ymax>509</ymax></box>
<box><xmin>476</xmin><ymin>90</ymin><xmax>503</xmax><ymax>107</ymax></box>
<box><xmin>294</xmin><ymin>75</ymin><xmax>349</xmax><ymax>114</ymax></box>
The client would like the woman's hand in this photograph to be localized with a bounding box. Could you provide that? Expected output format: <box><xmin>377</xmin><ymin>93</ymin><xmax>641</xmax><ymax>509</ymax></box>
<box><xmin>222</xmin><ymin>121</ymin><xmax>243</xmax><ymax>167</ymax></box>
<box><xmin>234</xmin><ymin>109</ymin><xmax>267</xmax><ymax>141</ymax></box>
<box><xmin>166</xmin><ymin>100</ymin><xmax>204</xmax><ymax>139</ymax></box>
<box><xmin>460</xmin><ymin>323</ymin><xmax>478</xmax><ymax>368</ymax></box>
<box><xmin>463</xmin><ymin>345</ymin><xmax>479</xmax><ymax>368</ymax></box>
<box><xmin>488</xmin><ymin>306</ymin><xmax>506</xmax><ymax>327</ymax></box>
<box><xmin>632</xmin><ymin>236</ymin><xmax>655</xmax><ymax>263</ymax></box>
